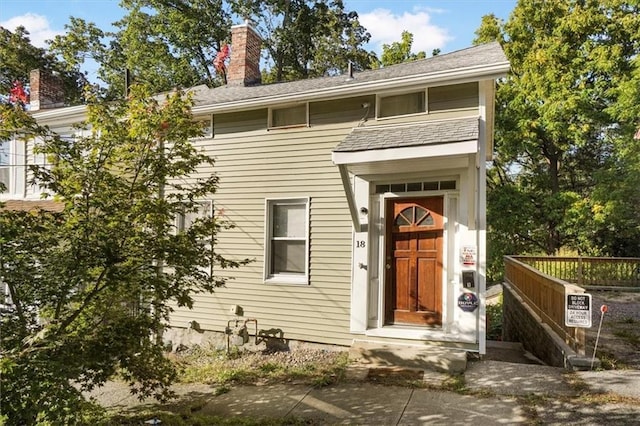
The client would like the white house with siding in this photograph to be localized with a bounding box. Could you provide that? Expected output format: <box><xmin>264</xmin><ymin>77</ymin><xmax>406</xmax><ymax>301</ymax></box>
<box><xmin>1</xmin><ymin>23</ymin><xmax>509</xmax><ymax>355</ymax></box>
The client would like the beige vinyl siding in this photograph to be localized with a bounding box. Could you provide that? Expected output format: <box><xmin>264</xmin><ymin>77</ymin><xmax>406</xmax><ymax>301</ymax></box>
<box><xmin>428</xmin><ymin>82</ymin><xmax>479</xmax><ymax>112</ymax></box>
<box><xmin>170</xmin><ymin>90</ymin><xmax>483</xmax><ymax>346</ymax></box>
<box><xmin>214</xmin><ymin>108</ymin><xmax>268</xmax><ymax>135</ymax></box>
<box><xmin>170</xmin><ymin>118</ymin><xmax>355</xmax><ymax>346</ymax></box>
<box><xmin>369</xmin><ymin>108</ymin><xmax>477</xmax><ymax>126</ymax></box>
<box><xmin>310</xmin><ymin>95</ymin><xmax>375</xmax><ymax>125</ymax></box>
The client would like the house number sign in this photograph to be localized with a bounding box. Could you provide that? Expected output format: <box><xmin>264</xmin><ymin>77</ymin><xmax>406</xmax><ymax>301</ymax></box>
<box><xmin>356</xmin><ymin>241</ymin><xmax>366</xmax><ymax>248</ymax></box>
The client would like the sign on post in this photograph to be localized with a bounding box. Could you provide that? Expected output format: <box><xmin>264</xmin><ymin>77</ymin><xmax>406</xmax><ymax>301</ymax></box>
<box><xmin>565</xmin><ymin>293</ymin><xmax>592</xmax><ymax>328</ymax></box>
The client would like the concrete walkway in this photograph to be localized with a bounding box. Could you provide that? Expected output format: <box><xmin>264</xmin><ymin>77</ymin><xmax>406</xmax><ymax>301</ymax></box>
<box><xmin>91</xmin><ymin>360</ymin><xmax>640</xmax><ymax>425</ymax></box>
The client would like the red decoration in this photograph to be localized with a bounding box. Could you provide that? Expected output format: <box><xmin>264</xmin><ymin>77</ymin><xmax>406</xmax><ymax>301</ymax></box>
<box><xmin>213</xmin><ymin>44</ymin><xmax>230</xmax><ymax>74</ymax></box>
<box><xmin>9</xmin><ymin>80</ymin><xmax>28</xmax><ymax>105</ymax></box>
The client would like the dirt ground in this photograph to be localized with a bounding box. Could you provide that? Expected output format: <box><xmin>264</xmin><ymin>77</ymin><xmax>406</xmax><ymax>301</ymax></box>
<box><xmin>585</xmin><ymin>291</ymin><xmax>640</xmax><ymax>369</ymax></box>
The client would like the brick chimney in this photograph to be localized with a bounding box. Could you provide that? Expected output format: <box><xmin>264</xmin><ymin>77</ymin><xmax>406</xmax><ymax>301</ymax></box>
<box><xmin>29</xmin><ymin>69</ymin><xmax>65</xmax><ymax>111</ymax></box>
<box><xmin>227</xmin><ymin>21</ymin><xmax>262</xmax><ymax>86</ymax></box>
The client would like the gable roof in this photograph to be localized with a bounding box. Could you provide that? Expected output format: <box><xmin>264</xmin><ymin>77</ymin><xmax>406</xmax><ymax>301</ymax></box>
<box><xmin>334</xmin><ymin>117</ymin><xmax>480</xmax><ymax>153</ymax></box>
<box><xmin>191</xmin><ymin>42</ymin><xmax>508</xmax><ymax>113</ymax></box>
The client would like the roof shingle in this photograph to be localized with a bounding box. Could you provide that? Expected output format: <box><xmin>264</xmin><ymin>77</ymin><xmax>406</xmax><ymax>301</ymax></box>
<box><xmin>333</xmin><ymin>117</ymin><xmax>479</xmax><ymax>153</ymax></box>
<box><xmin>192</xmin><ymin>42</ymin><xmax>507</xmax><ymax>107</ymax></box>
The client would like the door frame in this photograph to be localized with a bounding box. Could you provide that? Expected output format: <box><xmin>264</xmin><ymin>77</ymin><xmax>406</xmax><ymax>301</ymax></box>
<box><xmin>384</xmin><ymin>196</ymin><xmax>444</xmax><ymax>326</ymax></box>
<box><xmin>373</xmin><ymin>191</ymin><xmax>452</xmax><ymax>331</ymax></box>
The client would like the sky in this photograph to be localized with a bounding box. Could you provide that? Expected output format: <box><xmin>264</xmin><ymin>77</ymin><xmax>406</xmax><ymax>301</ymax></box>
<box><xmin>1</xmin><ymin>0</ymin><xmax>517</xmax><ymax>79</ymax></box>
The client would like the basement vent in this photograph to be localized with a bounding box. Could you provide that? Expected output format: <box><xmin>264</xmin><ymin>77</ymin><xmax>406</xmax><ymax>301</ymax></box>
<box><xmin>375</xmin><ymin>180</ymin><xmax>456</xmax><ymax>194</ymax></box>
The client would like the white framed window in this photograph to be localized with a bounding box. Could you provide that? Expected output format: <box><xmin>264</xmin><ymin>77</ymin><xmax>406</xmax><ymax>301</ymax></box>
<box><xmin>269</xmin><ymin>104</ymin><xmax>308</xmax><ymax>129</ymax></box>
<box><xmin>28</xmin><ymin>137</ymin><xmax>51</xmax><ymax>196</ymax></box>
<box><xmin>1</xmin><ymin>280</ymin><xmax>12</xmax><ymax>308</ymax></box>
<box><xmin>175</xmin><ymin>200</ymin><xmax>213</xmax><ymax>233</ymax></box>
<box><xmin>0</xmin><ymin>135</ymin><xmax>25</xmax><ymax>197</ymax></box>
<box><xmin>0</xmin><ymin>139</ymin><xmax>11</xmax><ymax>192</ymax></box>
<box><xmin>193</xmin><ymin>115</ymin><xmax>213</xmax><ymax>139</ymax></box>
<box><xmin>264</xmin><ymin>198</ymin><xmax>309</xmax><ymax>284</ymax></box>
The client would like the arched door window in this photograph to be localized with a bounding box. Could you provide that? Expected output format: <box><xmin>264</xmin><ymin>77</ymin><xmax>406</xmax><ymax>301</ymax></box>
<box><xmin>394</xmin><ymin>205</ymin><xmax>434</xmax><ymax>227</ymax></box>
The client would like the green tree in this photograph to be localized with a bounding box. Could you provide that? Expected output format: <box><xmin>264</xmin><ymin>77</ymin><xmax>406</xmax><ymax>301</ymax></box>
<box><xmin>478</xmin><ymin>0</ymin><xmax>640</xmax><ymax>279</ymax></box>
<box><xmin>380</xmin><ymin>31</ymin><xmax>426</xmax><ymax>66</ymax></box>
<box><xmin>0</xmin><ymin>85</ymin><xmax>249</xmax><ymax>424</ymax></box>
<box><xmin>49</xmin><ymin>1</ymin><xmax>232</xmax><ymax>99</ymax></box>
<box><xmin>238</xmin><ymin>0</ymin><xmax>376</xmax><ymax>82</ymax></box>
<box><xmin>0</xmin><ymin>26</ymin><xmax>85</xmax><ymax>104</ymax></box>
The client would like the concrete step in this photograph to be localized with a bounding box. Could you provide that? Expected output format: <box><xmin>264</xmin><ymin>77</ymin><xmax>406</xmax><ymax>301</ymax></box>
<box><xmin>348</xmin><ymin>341</ymin><xmax>467</xmax><ymax>374</ymax></box>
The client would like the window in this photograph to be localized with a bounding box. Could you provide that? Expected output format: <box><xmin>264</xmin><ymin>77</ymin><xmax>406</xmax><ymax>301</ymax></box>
<box><xmin>1</xmin><ymin>280</ymin><xmax>12</xmax><ymax>309</ymax></box>
<box><xmin>265</xmin><ymin>198</ymin><xmax>309</xmax><ymax>284</ymax></box>
<box><xmin>428</xmin><ymin>82</ymin><xmax>479</xmax><ymax>112</ymax></box>
<box><xmin>375</xmin><ymin>180</ymin><xmax>457</xmax><ymax>193</ymax></box>
<box><xmin>29</xmin><ymin>137</ymin><xmax>52</xmax><ymax>195</ymax></box>
<box><xmin>0</xmin><ymin>139</ymin><xmax>10</xmax><ymax>192</ymax></box>
<box><xmin>378</xmin><ymin>91</ymin><xmax>425</xmax><ymax>118</ymax></box>
<box><xmin>0</xmin><ymin>136</ymin><xmax>24</xmax><ymax>196</ymax></box>
<box><xmin>175</xmin><ymin>200</ymin><xmax>213</xmax><ymax>233</ymax></box>
<box><xmin>193</xmin><ymin>116</ymin><xmax>213</xmax><ymax>139</ymax></box>
<box><xmin>269</xmin><ymin>104</ymin><xmax>308</xmax><ymax>128</ymax></box>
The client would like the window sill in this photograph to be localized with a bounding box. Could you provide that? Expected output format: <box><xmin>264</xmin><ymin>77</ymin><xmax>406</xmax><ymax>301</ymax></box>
<box><xmin>264</xmin><ymin>275</ymin><xmax>309</xmax><ymax>286</ymax></box>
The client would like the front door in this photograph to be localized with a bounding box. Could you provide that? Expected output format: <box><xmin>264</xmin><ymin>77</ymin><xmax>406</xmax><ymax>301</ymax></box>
<box><xmin>385</xmin><ymin>197</ymin><xmax>443</xmax><ymax>326</ymax></box>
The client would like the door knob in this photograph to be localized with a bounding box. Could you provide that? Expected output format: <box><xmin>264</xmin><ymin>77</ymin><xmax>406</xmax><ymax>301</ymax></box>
<box><xmin>386</xmin><ymin>264</ymin><xmax>391</xmax><ymax>270</ymax></box>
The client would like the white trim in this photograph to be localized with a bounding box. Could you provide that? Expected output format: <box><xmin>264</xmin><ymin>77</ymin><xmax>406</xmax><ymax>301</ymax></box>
<box><xmin>477</xmin><ymin>81</ymin><xmax>489</xmax><ymax>354</ymax></box>
<box><xmin>25</xmin><ymin>63</ymin><xmax>509</xmax><ymax>121</ymax></box>
<box><xmin>0</xmin><ymin>135</ymin><xmax>25</xmax><ymax>198</ymax></box>
<box><xmin>332</xmin><ymin>140</ymin><xmax>477</xmax><ymax>165</ymax></box>
<box><xmin>364</xmin><ymin>327</ymin><xmax>476</xmax><ymax>343</ymax></box>
<box><xmin>191</xmin><ymin>62</ymin><xmax>510</xmax><ymax>115</ymax></box>
<box><xmin>263</xmin><ymin>197</ymin><xmax>310</xmax><ymax>285</ymax></box>
<box><xmin>192</xmin><ymin>115</ymin><xmax>213</xmax><ymax>139</ymax></box>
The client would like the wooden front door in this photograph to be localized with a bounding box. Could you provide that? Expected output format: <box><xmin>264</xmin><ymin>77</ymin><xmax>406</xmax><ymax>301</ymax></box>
<box><xmin>385</xmin><ymin>197</ymin><xmax>443</xmax><ymax>326</ymax></box>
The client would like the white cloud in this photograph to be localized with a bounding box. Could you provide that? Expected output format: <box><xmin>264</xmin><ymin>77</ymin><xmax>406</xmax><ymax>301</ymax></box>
<box><xmin>360</xmin><ymin>7</ymin><xmax>452</xmax><ymax>55</ymax></box>
<box><xmin>0</xmin><ymin>13</ymin><xmax>63</xmax><ymax>48</ymax></box>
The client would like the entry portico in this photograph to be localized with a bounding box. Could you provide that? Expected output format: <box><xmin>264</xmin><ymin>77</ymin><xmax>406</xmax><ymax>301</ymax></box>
<box><xmin>334</xmin><ymin>106</ymin><xmax>493</xmax><ymax>353</ymax></box>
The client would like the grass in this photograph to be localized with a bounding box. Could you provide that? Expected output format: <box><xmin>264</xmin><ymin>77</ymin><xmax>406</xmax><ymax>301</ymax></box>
<box><xmin>486</xmin><ymin>293</ymin><xmax>503</xmax><ymax>341</ymax></box>
<box><xmin>592</xmin><ymin>348</ymin><xmax>631</xmax><ymax>370</ymax></box>
<box><xmin>174</xmin><ymin>346</ymin><xmax>350</xmax><ymax>388</ymax></box>
<box><xmin>98</xmin><ymin>347</ymin><xmax>349</xmax><ymax>424</ymax></box>
<box><xmin>612</xmin><ymin>329</ymin><xmax>640</xmax><ymax>347</ymax></box>
<box><xmin>103</xmin><ymin>410</ymin><xmax>318</xmax><ymax>426</ymax></box>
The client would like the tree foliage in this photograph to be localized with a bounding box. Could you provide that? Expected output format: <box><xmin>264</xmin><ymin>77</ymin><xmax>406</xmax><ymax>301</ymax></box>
<box><xmin>478</xmin><ymin>0</ymin><xmax>640</xmax><ymax>280</ymax></box>
<box><xmin>0</xmin><ymin>85</ymin><xmax>249</xmax><ymax>424</ymax></box>
<box><xmin>0</xmin><ymin>26</ymin><xmax>85</xmax><ymax>105</ymax></box>
<box><xmin>47</xmin><ymin>1</ymin><xmax>376</xmax><ymax>95</ymax></box>
<box><xmin>237</xmin><ymin>0</ymin><xmax>376</xmax><ymax>82</ymax></box>
<box><xmin>380</xmin><ymin>30</ymin><xmax>426</xmax><ymax>66</ymax></box>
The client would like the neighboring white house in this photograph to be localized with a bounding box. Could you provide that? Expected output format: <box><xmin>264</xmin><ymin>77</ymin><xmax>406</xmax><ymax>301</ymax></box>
<box><xmin>1</xmin><ymin>23</ymin><xmax>509</xmax><ymax>354</ymax></box>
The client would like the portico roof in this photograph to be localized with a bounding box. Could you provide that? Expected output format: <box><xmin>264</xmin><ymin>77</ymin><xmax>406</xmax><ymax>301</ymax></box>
<box><xmin>333</xmin><ymin>117</ymin><xmax>479</xmax><ymax>153</ymax></box>
<box><xmin>332</xmin><ymin>116</ymin><xmax>482</xmax><ymax>230</ymax></box>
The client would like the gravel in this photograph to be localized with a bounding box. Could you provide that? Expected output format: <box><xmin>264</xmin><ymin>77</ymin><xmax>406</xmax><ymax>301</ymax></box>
<box><xmin>586</xmin><ymin>291</ymin><xmax>640</xmax><ymax>369</ymax></box>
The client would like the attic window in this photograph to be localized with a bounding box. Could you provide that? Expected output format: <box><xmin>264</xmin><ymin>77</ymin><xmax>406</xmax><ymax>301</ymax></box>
<box><xmin>428</xmin><ymin>82</ymin><xmax>479</xmax><ymax>112</ymax></box>
<box><xmin>378</xmin><ymin>91</ymin><xmax>425</xmax><ymax>118</ymax></box>
<box><xmin>270</xmin><ymin>104</ymin><xmax>308</xmax><ymax>128</ymax></box>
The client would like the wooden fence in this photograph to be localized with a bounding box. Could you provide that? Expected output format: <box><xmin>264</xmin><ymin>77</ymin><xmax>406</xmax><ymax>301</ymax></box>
<box><xmin>504</xmin><ymin>256</ymin><xmax>585</xmax><ymax>353</ymax></box>
<box><xmin>515</xmin><ymin>256</ymin><xmax>640</xmax><ymax>288</ymax></box>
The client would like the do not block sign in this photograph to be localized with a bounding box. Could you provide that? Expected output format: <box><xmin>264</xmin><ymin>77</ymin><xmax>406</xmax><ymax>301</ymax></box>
<box><xmin>565</xmin><ymin>293</ymin><xmax>592</xmax><ymax>328</ymax></box>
